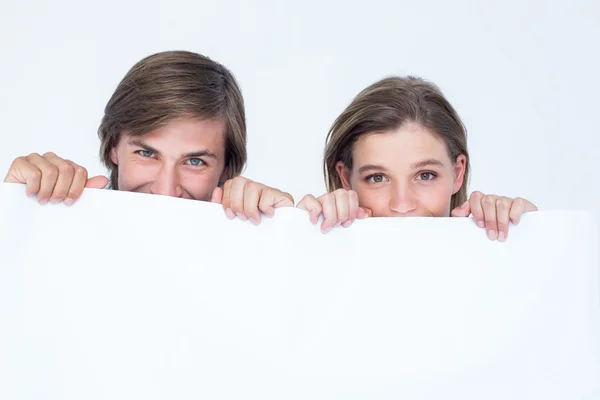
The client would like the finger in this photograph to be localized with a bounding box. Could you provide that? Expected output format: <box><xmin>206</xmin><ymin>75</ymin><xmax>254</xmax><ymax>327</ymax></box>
<box><xmin>509</xmin><ymin>197</ymin><xmax>538</xmax><ymax>225</ymax></box>
<box><xmin>342</xmin><ymin>190</ymin><xmax>359</xmax><ymax>228</ymax></box>
<box><xmin>27</xmin><ymin>153</ymin><xmax>60</xmax><ymax>204</ymax></box>
<box><xmin>333</xmin><ymin>189</ymin><xmax>349</xmax><ymax>227</ymax></box>
<box><xmin>258</xmin><ymin>189</ymin><xmax>293</xmax><ymax>218</ymax></box>
<box><xmin>450</xmin><ymin>200</ymin><xmax>471</xmax><ymax>217</ymax></box>
<box><xmin>228</xmin><ymin>177</ymin><xmax>248</xmax><ymax>220</ymax></box>
<box><xmin>244</xmin><ymin>182</ymin><xmax>263</xmax><ymax>225</ymax></box>
<box><xmin>4</xmin><ymin>156</ymin><xmax>43</xmax><ymax>196</ymax></box>
<box><xmin>320</xmin><ymin>194</ymin><xmax>338</xmax><ymax>233</ymax></box>
<box><xmin>271</xmin><ymin>191</ymin><xmax>294</xmax><ymax>210</ymax></box>
<box><xmin>495</xmin><ymin>197</ymin><xmax>512</xmax><ymax>242</ymax></box>
<box><xmin>296</xmin><ymin>194</ymin><xmax>322</xmax><ymax>225</ymax></box>
<box><xmin>63</xmin><ymin>164</ymin><xmax>88</xmax><ymax>206</ymax></box>
<box><xmin>469</xmin><ymin>191</ymin><xmax>485</xmax><ymax>228</ymax></box>
<box><xmin>210</xmin><ymin>186</ymin><xmax>223</xmax><ymax>204</ymax></box>
<box><xmin>481</xmin><ymin>194</ymin><xmax>499</xmax><ymax>240</ymax></box>
<box><xmin>46</xmin><ymin>158</ymin><xmax>76</xmax><ymax>203</ymax></box>
<box><xmin>85</xmin><ymin>175</ymin><xmax>109</xmax><ymax>189</ymax></box>
<box><xmin>221</xmin><ymin>179</ymin><xmax>235</xmax><ymax>219</ymax></box>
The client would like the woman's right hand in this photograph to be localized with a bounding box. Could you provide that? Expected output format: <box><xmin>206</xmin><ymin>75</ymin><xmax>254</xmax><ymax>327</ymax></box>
<box><xmin>296</xmin><ymin>189</ymin><xmax>371</xmax><ymax>233</ymax></box>
<box><xmin>4</xmin><ymin>152</ymin><xmax>108</xmax><ymax>205</ymax></box>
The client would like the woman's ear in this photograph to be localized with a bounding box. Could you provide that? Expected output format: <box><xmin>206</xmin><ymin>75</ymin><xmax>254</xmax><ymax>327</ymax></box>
<box><xmin>335</xmin><ymin>161</ymin><xmax>352</xmax><ymax>190</ymax></box>
<box><xmin>452</xmin><ymin>154</ymin><xmax>467</xmax><ymax>194</ymax></box>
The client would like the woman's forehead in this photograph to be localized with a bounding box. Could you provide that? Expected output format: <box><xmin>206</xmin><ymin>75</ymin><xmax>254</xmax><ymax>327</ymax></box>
<box><xmin>353</xmin><ymin>125</ymin><xmax>450</xmax><ymax>163</ymax></box>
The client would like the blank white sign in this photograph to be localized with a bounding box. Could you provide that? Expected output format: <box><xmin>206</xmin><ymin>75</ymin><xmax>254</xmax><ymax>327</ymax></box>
<box><xmin>0</xmin><ymin>182</ymin><xmax>598</xmax><ymax>399</ymax></box>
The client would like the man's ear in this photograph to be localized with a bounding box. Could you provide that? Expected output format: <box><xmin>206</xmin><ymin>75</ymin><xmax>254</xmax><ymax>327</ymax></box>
<box><xmin>218</xmin><ymin>168</ymin><xmax>229</xmax><ymax>188</ymax></box>
<box><xmin>335</xmin><ymin>161</ymin><xmax>352</xmax><ymax>190</ymax></box>
<box><xmin>110</xmin><ymin>146</ymin><xmax>118</xmax><ymax>166</ymax></box>
<box><xmin>452</xmin><ymin>154</ymin><xmax>467</xmax><ymax>194</ymax></box>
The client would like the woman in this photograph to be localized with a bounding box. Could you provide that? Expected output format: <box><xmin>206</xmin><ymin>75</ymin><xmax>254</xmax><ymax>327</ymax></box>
<box><xmin>297</xmin><ymin>76</ymin><xmax>537</xmax><ymax>241</ymax></box>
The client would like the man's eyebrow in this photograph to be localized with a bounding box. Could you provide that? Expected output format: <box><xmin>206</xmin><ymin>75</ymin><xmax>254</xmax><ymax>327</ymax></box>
<box><xmin>410</xmin><ymin>158</ymin><xmax>445</xmax><ymax>169</ymax></box>
<box><xmin>128</xmin><ymin>139</ymin><xmax>160</xmax><ymax>155</ymax></box>
<box><xmin>183</xmin><ymin>150</ymin><xmax>217</xmax><ymax>159</ymax></box>
<box><xmin>358</xmin><ymin>164</ymin><xmax>388</xmax><ymax>174</ymax></box>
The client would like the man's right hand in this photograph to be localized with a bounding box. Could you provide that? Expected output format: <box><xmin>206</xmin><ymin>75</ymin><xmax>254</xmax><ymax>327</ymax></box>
<box><xmin>4</xmin><ymin>152</ymin><xmax>109</xmax><ymax>205</ymax></box>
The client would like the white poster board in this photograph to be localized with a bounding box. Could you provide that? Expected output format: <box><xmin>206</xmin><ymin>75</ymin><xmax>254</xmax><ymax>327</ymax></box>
<box><xmin>0</xmin><ymin>182</ymin><xmax>599</xmax><ymax>399</ymax></box>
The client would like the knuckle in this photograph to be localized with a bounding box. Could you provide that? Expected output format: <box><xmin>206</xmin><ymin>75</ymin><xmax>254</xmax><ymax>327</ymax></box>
<box><xmin>513</xmin><ymin>197</ymin><xmax>525</xmax><ymax>207</ymax></box>
<box><xmin>321</xmin><ymin>193</ymin><xmax>334</xmax><ymax>202</ymax></box>
<box><xmin>470</xmin><ymin>190</ymin><xmax>483</xmax><ymax>199</ymax></box>
<box><xmin>482</xmin><ymin>195</ymin><xmax>497</xmax><ymax>207</ymax></box>
<box><xmin>233</xmin><ymin>176</ymin><xmax>248</xmax><ymax>185</ymax></box>
<box><xmin>29</xmin><ymin>169</ymin><xmax>42</xmax><ymax>181</ymax></box>
<box><xmin>497</xmin><ymin>197</ymin><xmax>512</xmax><ymax>208</ymax></box>
<box><xmin>247</xmin><ymin>181</ymin><xmax>262</xmax><ymax>192</ymax></box>
<box><xmin>57</xmin><ymin>161</ymin><xmax>74</xmax><ymax>175</ymax></box>
<box><xmin>300</xmin><ymin>194</ymin><xmax>315</xmax><ymax>203</ymax></box>
<box><xmin>73</xmin><ymin>165</ymin><xmax>87</xmax><ymax>177</ymax></box>
<box><xmin>13</xmin><ymin>156</ymin><xmax>27</xmax><ymax>165</ymax></box>
<box><xmin>334</xmin><ymin>188</ymin><xmax>349</xmax><ymax>200</ymax></box>
<box><xmin>43</xmin><ymin>165</ymin><xmax>59</xmax><ymax>179</ymax></box>
<box><xmin>42</xmin><ymin>151</ymin><xmax>57</xmax><ymax>159</ymax></box>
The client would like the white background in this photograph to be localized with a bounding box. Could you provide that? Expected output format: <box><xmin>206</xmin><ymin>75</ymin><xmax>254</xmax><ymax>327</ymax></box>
<box><xmin>1</xmin><ymin>0</ymin><xmax>598</xmax><ymax>214</ymax></box>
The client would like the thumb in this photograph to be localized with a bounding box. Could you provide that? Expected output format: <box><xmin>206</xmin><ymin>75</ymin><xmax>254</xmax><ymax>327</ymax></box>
<box><xmin>358</xmin><ymin>207</ymin><xmax>373</xmax><ymax>218</ymax></box>
<box><xmin>451</xmin><ymin>200</ymin><xmax>471</xmax><ymax>217</ymax></box>
<box><xmin>210</xmin><ymin>186</ymin><xmax>224</xmax><ymax>204</ymax></box>
<box><xmin>85</xmin><ymin>175</ymin><xmax>109</xmax><ymax>189</ymax></box>
<box><xmin>273</xmin><ymin>192</ymin><xmax>294</xmax><ymax>208</ymax></box>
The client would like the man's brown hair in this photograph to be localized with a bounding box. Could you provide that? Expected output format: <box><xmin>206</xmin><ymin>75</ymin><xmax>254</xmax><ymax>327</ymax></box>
<box><xmin>323</xmin><ymin>76</ymin><xmax>470</xmax><ymax>210</ymax></box>
<box><xmin>98</xmin><ymin>50</ymin><xmax>246</xmax><ymax>189</ymax></box>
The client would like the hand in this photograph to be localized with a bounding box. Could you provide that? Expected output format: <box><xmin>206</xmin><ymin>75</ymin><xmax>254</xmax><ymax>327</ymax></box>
<box><xmin>4</xmin><ymin>152</ymin><xmax>109</xmax><ymax>205</ymax></box>
<box><xmin>210</xmin><ymin>176</ymin><xmax>294</xmax><ymax>225</ymax></box>
<box><xmin>451</xmin><ymin>191</ymin><xmax>538</xmax><ymax>241</ymax></box>
<box><xmin>296</xmin><ymin>189</ymin><xmax>371</xmax><ymax>233</ymax></box>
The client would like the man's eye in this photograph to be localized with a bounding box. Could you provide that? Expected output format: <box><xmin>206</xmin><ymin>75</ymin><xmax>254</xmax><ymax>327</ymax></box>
<box><xmin>417</xmin><ymin>172</ymin><xmax>437</xmax><ymax>181</ymax></box>
<box><xmin>366</xmin><ymin>174</ymin><xmax>388</xmax><ymax>183</ymax></box>
<box><xmin>138</xmin><ymin>150</ymin><xmax>154</xmax><ymax>158</ymax></box>
<box><xmin>187</xmin><ymin>158</ymin><xmax>204</xmax><ymax>166</ymax></box>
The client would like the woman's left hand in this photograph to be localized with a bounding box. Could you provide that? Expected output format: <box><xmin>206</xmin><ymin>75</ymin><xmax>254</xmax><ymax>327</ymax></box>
<box><xmin>451</xmin><ymin>191</ymin><xmax>538</xmax><ymax>241</ymax></box>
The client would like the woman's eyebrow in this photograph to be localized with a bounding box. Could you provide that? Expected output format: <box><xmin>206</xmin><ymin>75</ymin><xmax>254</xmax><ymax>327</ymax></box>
<box><xmin>410</xmin><ymin>159</ymin><xmax>444</xmax><ymax>169</ymax></box>
<box><xmin>358</xmin><ymin>164</ymin><xmax>388</xmax><ymax>173</ymax></box>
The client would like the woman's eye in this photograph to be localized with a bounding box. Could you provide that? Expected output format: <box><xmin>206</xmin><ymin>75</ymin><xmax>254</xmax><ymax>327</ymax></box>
<box><xmin>367</xmin><ymin>174</ymin><xmax>388</xmax><ymax>183</ymax></box>
<box><xmin>417</xmin><ymin>172</ymin><xmax>437</xmax><ymax>181</ymax></box>
<box><xmin>187</xmin><ymin>158</ymin><xmax>204</xmax><ymax>166</ymax></box>
<box><xmin>138</xmin><ymin>150</ymin><xmax>154</xmax><ymax>158</ymax></box>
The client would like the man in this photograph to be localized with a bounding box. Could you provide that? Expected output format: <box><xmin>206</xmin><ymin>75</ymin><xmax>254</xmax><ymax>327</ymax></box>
<box><xmin>4</xmin><ymin>50</ymin><xmax>292</xmax><ymax>225</ymax></box>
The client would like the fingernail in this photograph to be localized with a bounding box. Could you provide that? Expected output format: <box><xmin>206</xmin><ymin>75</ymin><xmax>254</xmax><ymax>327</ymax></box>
<box><xmin>225</xmin><ymin>208</ymin><xmax>235</xmax><ymax>219</ymax></box>
<box><xmin>322</xmin><ymin>227</ymin><xmax>331</xmax><ymax>234</ymax></box>
<box><xmin>64</xmin><ymin>198</ymin><xmax>74</xmax><ymax>206</ymax></box>
<box><xmin>236</xmin><ymin>213</ymin><xmax>248</xmax><ymax>221</ymax></box>
<box><xmin>487</xmin><ymin>230</ymin><xmax>497</xmax><ymax>240</ymax></box>
<box><xmin>38</xmin><ymin>199</ymin><xmax>48</xmax><ymax>205</ymax></box>
<box><xmin>498</xmin><ymin>231</ymin><xmax>505</xmax><ymax>242</ymax></box>
<box><xmin>477</xmin><ymin>221</ymin><xmax>485</xmax><ymax>228</ymax></box>
<box><xmin>342</xmin><ymin>220</ymin><xmax>352</xmax><ymax>228</ymax></box>
<box><xmin>249</xmin><ymin>218</ymin><xmax>260</xmax><ymax>225</ymax></box>
<box><xmin>49</xmin><ymin>198</ymin><xmax>60</xmax><ymax>204</ymax></box>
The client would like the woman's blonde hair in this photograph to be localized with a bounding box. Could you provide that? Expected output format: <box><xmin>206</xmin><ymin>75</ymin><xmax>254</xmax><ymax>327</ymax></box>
<box><xmin>323</xmin><ymin>76</ymin><xmax>470</xmax><ymax>210</ymax></box>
